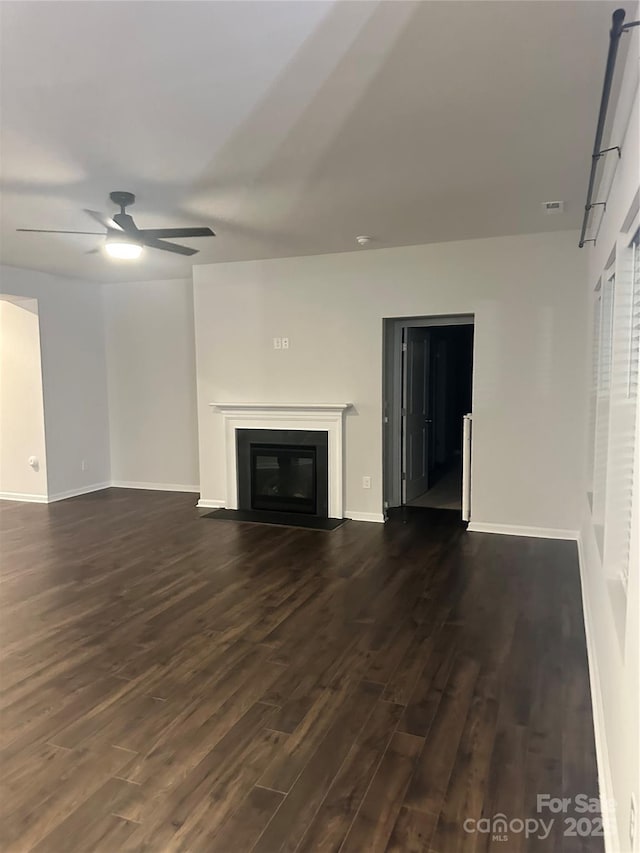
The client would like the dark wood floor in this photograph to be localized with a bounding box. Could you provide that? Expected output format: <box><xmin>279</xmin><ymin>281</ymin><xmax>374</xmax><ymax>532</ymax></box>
<box><xmin>0</xmin><ymin>489</ymin><xmax>602</xmax><ymax>852</ymax></box>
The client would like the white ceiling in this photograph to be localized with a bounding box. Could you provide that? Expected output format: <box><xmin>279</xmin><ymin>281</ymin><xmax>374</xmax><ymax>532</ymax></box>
<box><xmin>0</xmin><ymin>0</ymin><xmax>630</xmax><ymax>282</ymax></box>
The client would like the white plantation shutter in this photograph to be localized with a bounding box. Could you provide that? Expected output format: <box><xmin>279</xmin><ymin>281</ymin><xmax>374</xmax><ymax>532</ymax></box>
<box><xmin>586</xmin><ymin>289</ymin><xmax>601</xmax><ymax>503</ymax></box>
<box><xmin>602</xmin><ymin>230</ymin><xmax>639</xmax><ymax>592</ymax></box>
<box><xmin>592</xmin><ymin>272</ymin><xmax>614</xmax><ymax>555</ymax></box>
<box><xmin>629</xmin><ymin>232</ymin><xmax>640</xmax><ymax>399</ymax></box>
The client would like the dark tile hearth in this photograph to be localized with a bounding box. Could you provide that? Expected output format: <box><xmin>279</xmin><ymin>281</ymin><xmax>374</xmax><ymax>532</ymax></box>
<box><xmin>202</xmin><ymin>507</ymin><xmax>347</xmax><ymax>530</ymax></box>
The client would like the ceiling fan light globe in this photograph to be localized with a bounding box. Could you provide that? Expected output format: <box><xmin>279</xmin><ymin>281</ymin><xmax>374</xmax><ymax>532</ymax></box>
<box><xmin>104</xmin><ymin>241</ymin><xmax>143</xmax><ymax>260</ymax></box>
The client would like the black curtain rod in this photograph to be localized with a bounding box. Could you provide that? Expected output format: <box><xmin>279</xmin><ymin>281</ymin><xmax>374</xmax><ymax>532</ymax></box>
<box><xmin>579</xmin><ymin>8</ymin><xmax>639</xmax><ymax>248</ymax></box>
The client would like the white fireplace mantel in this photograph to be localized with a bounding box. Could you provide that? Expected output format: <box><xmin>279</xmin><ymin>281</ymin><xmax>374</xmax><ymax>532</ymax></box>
<box><xmin>210</xmin><ymin>402</ymin><xmax>352</xmax><ymax>518</ymax></box>
<box><xmin>211</xmin><ymin>402</ymin><xmax>351</xmax><ymax>413</ymax></box>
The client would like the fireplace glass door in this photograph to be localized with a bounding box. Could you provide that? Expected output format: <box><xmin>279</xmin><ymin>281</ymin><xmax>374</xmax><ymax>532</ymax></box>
<box><xmin>250</xmin><ymin>444</ymin><xmax>317</xmax><ymax>514</ymax></box>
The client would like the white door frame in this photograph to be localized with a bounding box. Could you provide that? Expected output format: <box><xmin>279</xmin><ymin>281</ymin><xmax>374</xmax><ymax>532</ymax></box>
<box><xmin>382</xmin><ymin>314</ymin><xmax>475</xmax><ymax>513</ymax></box>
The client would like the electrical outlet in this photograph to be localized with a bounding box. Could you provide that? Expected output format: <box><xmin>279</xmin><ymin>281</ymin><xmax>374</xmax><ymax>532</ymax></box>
<box><xmin>281</xmin><ymin>337</ymin><xmax>289</xmax><ymax>349</ymax></box>
<box><xmin>630</xmin><ymin>793</ymin><xmax>636</xmax><ymax>847</ymax></box>
<box><xmin>81</xmin><ymin>459</ymin><xmax>88</xmax><ymax>471</ymax></box>
<box><xmin>362</xmin><ymin>476</ymin><xmax>371</xmax><ymax>489</ymax></box>
<box><xmin>273</xmin><ymin>337</ymin><xmax>281</xmax><ymax>350</ymax></box>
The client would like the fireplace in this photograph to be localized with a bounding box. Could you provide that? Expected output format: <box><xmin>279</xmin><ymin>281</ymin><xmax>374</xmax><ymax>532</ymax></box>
<box><xmin>209</xmin><ymin>402</ymin><xmax>351</xmax><ymax>520</ymax></box>
<box><xmin>237</xmin><ymin>429</ymin><xmax>329</xmax><ymax>517</ymax></box>
<box><xmin>251</xmin><ymin>444</ymin><xmax>316</xmax><ymax>514</ymax></box>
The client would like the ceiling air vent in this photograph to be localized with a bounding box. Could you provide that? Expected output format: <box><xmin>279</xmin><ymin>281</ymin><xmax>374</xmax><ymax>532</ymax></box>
<box><xmin>542</xmin><ymin>200</ymin><xmax>565</xmax><ymax>214</ymax></box>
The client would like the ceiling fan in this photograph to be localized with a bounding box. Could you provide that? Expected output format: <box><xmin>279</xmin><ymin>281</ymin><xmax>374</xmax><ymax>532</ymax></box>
<box><xmin>16</xmin><ymin>191</ymin><xmax>215</xmax><ymax>259</ymax></box>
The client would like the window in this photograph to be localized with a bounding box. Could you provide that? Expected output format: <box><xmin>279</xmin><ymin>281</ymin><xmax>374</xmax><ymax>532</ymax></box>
<box><xmin>591</xmin><ymin>270</ymin><xmax>614</xmax><ymax>556</ymax></box>
<box><xmin>614</xmin><ymin>229</ymin><xmax>640</xmax><ymax>591</ymax></box>
<box><xmin>586</xmin><ymin>285</ymin><xmax>601</xmax><ymax>507</ymax></box>
<box><xmin>628</xmin><ymin>230</ymin><xmax>640</xmax><ymax>399</ymax></box>
<box><xmin>593</xmin><ymin>228</ymin><xmax>640</xmax><ymax>595</ymax></box>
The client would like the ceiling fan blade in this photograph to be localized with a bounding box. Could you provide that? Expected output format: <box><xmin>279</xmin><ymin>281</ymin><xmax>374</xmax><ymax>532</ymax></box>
<box><xmin>137</xmin><ymin>227</ymin><xmax>215</xmax><ymax>239</ymax></box>
<box><xmin>84</xmin><ymin>209</ymin><xmax>121</xmax><ymax>231</ymax></box>
<box><xmin>16</xmin><ymin>228</ymin><xmax>104</xmax><ymax>235</ymax></box>
<box><xmin>141</xmin><ymin>237</ymin><xmax>198</xmax><ymax>256</ymax></box>
<box><xmin>85</xmin><ymin>247</ymin><xmax>102</xmax><ymax>254</ymax></box>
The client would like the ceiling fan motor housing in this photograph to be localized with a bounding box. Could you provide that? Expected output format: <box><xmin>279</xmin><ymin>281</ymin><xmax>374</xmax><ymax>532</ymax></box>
<box><xmin>109</xmin><ymin>191</ymin><xmax>135</xmax><ymax>210</ymax></box>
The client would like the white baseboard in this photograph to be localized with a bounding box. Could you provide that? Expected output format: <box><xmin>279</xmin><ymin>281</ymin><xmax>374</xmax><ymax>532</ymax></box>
<box><xmin>111</xmin><ymin>481</ymin><xmax>199</xmax><ymax>493</ymax></box>
<box><xmin>4</xmin><ymin>482</ymin><xmax>201</xmax><ymax>504</ymax></box>
<box><xmin>466</xmin><ymin>521</ymin><xmax>579</xmax><ymax>540</ymax></box>
<box><xmin>576</xmin><ymin>534</ymin><xmax>620</xmax><ymax>853</ymax></box>
<box><xmin>0</xmin><ymin>483</ymin><xmax>112</xmax><ymax>503</ymax></box>
<box><xmin>47</xmin><ymin>482</ymin><xmax>111</xmax><ymax>502</ymax></box>
<box><xmin>196</xmin><ymin>499</ymin><xmax>226</xmax><ymax>509</ymax></box>
<box><xmin>346</xmin><ymin>510</ymin><xmax>386</xmax><ymax>523</ymax></box>
<box><xmin>0</xmin><ymin>491</ymin><xmax>48</xmax><ymax>503</ymax></box>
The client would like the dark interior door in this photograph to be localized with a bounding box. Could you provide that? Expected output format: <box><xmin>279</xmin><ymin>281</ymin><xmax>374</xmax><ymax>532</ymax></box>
<box><xmin>402</xmin><ymin>327</ymin><xmax>433</xmax><ymax>502</ymax></box>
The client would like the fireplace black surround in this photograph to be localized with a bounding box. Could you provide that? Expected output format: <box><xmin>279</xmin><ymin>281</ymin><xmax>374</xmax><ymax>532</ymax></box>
<box><xmin>237</xmin><ymin>429</ymin><xmax>329</xmax><ymax>517</ymax></box>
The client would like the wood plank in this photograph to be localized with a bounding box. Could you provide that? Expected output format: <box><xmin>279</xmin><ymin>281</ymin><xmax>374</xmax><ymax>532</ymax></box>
<box><xmin>397</xmin><ymin>623</ymin><xmax>457</xmax><ymax>737</ymax></box>
<box><xmin>251</xmin><ymin>681</ymin><xmax>383</xmax><ymax>851</ymax></box>
<box><xmin>257</xmin><ymin>680</ymin><xmax>382</xmax><ymax>795</ymax></box>
<box><xmin>207</xmin><ymin>785</ymin><xmax>285</xmax><ymax>853</ymax></box>
<box><xmin>296</xmin><ymin>699</ymin><xmax>404</xmax><ymax>853</ymax></box>
<box><xmin>404</xmin><ymin>654</ymin><xmax>480</xmax><ymax>814</ymax></box>
<box><xmin>481</xmin><ymin>723</ymin><xmax>529</xmax><ymax>853</ymax></box>
<box><xmin>0</xmin><ymin>745</ymin><xmax>137</xmax><ymax>851</ymax></box>
<box><xmin>30</xmin><ymin>777</ymin><xmax>143</xmax><ymax>853</ymax></box>
<box><xmin>124</xmin><ymin>701</ymin><xmax>278</xmax><ymax>849</ymax></box>
<box><xmin>340</xmin><ymin>731</ymin><xmax>423</xmax><ymax>853</ymax></box>
<box><xmin>121</xmin><ymin>654</ymin><xmax>286</xmax><ymax>792</ymax></box>
<box><xmin>428</xmin><ymin>668</ymin><xmax>500</xmax><ymax>853</ymax></box>
<box><xmin>386</xmin><ymin>805</ymin><xmax>439</xmax><ymax>853</ymax></box>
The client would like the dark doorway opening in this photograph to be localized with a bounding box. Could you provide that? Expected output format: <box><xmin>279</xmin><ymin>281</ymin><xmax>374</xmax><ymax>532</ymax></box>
<box><xmin>406</xmin><ymin>324</ymin><xmax>473</xmax><ymax>509</ymax></box>
<box><xmin>383</xmin><ymin>315</ymin><xmax>474</xmax><ymax>517</ymax></box>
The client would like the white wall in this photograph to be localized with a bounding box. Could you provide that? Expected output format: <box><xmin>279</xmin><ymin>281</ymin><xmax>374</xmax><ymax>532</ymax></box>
<box><xmin>0</xmin><ymin>297</ymin><xmax>48</xmax><ymax>499</ymax></box>
<box><xmin>578</xmin><ymin>28</ymin><xmax>639</xmax><ymax>853</ymax></box>
<box><xmin>193</xmin><ymin>230</ymin><xmax>587</xmax><ymax>529</ymax></box>
<box><xmin>103</xmin><ymin>278</ymin><xmax>199</xmax><ymax>491</ymax></box>
<box><xmin>0</xmin><ymin>265</ymin><xmax>110</xmax><ymax>498</ymax></box>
